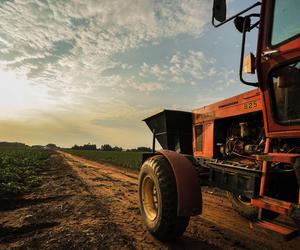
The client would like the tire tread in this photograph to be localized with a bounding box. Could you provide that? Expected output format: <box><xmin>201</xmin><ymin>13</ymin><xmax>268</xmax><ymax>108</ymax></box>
<box><xmin>140</xmin><ymin>155</ymin><xmax>189</xmax><ymax>241</ymax></box>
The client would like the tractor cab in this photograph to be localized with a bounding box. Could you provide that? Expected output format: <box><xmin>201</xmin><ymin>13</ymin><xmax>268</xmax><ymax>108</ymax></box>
<box><xmin>212</xmin><ymin>0</ymin><xmax>300</xmax><ymax>237</ymax></box>
<box><xmin>212</xmin><ymin>0</ymin><xmax>300</xmax><ymax>138</ymax></box>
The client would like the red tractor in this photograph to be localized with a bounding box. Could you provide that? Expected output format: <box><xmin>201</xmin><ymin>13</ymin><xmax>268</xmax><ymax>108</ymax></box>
<box><xmin>138</xmin><ymin>0</ymin><xmax>300</xmax><ymax>241</ymax></box>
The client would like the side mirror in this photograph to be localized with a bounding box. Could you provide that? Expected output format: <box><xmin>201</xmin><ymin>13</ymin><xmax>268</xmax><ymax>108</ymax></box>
<box><xmin>213</xmin><ymin>0</ymin><xmax>227</xmax><ymax>22</ymax></box>
<box><xmin>244</xmin><ymin>53</ymin><xmax>256</xmax><ymax>74</ymax></box>
<box><xmin>234</xmin><ymin>16</ymin><xmax>251</xmax><ymax>33</ymax></box>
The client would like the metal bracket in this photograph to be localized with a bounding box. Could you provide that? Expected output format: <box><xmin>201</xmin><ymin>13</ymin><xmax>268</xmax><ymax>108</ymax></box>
<box><xmin>261</xmin><ymin>49</ymin><xmax>279</xmax><ymax>60</ymax></box>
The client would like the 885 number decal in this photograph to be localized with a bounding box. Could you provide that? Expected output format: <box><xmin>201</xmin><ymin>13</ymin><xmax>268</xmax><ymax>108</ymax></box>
<box><xmin>244</xmin><ymin>101</ymin><xmax>257</xmax><ymax>110</ymax></box>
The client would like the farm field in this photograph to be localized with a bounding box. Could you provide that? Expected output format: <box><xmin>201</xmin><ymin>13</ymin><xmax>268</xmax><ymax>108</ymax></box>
<box><xmin>0</xmin><ymin>147</ymin><xmax>52</xmax><ymax>196</ymax></box>
<box><xmin>1</xmin><ymin>149</ymin><xmax>300</xmax><ymax>249</ymax></box>
<box><xmin>62</xmin><ymin>149</ymin><xmax>143</xmax><ymax>170</ymax></box>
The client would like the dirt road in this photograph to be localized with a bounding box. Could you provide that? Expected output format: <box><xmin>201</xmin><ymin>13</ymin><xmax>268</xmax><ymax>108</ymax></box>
<box><xmin>1</xmin><ymin>152</ymin><xmax>300</xmax><ymax>249</ymax></box>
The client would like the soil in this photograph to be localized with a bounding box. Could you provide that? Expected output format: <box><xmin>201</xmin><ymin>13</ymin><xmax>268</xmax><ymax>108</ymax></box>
<box><xmin>1</xmin><ymin>152</ymin><xmax>300</xmax><ymax>249</ymax></box>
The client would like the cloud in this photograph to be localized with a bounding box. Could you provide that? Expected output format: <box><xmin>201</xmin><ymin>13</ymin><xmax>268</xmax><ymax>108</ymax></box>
<box><xmin>121</xmin><ymin>64</ymin><xmax>133</xmax><ymax>70</ymax></box>
<box><xmin>138</xmin><ymin>50</ymin><xmax>217</xmax><ymax>85</ymax></box>
<box><xmin>135</xmin><ymin>49</ymin><xmax>239</xmax><ymax>96</ymax></box>
<box><xmin>0</xmin><ymin>0</ymin><xmax>211</xmax><ymax>91</ymax></box>
<box><xmin>0</xmin><ymin>0</ymin><xmax>215</xmax><ymax>147</ymax></box>
<box><xmin>127</xmin><ymin>81</ymin><xmax>166</xmax><ymax>92</ymax></box>
<box><xmin>0</xmin><ymin>0</ymin><xmax>213</xmax><ymax>118</ymax></box>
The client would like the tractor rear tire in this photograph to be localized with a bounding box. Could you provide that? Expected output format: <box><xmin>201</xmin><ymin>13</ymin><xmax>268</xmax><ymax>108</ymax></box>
<box><xmin>138</xmin><ymin>155</ymin><xmax>190</xmax><ymax>241</ymax></box>
<box><xmin>227</xmin><ymin>192</ymin><xmax>279</xmax><ymax>220</ymax></box>
<box><xmin>227</xmin><ymin>192</ymin><xmax>258</xmax><ymax>220</ymax></box>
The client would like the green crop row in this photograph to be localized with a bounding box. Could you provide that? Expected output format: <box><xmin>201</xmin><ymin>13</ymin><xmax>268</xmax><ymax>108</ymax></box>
<box><xmin>63</xmin><ymin>149</ymin><xmax>143</xmax><ymax>170</ymax></box>
<box><xmin>0</xmin><ymin>148</ymin><xmax>52</xmax><ymax>196</ymax></box>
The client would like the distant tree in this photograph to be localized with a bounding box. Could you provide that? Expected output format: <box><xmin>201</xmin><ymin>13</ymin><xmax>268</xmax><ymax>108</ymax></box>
<box><xmin>100</xmin><ymin>144</ymin><xmax>113</xmax><ymax>151</ymax></box>
<box><xmin>136</xmin><ymin>147</ymin><xmax>152</xmax><ymax>152</ymax></box>
<box><xmin>0</xmin><ymin>142</ymin><xmax>28</xmax><ymax>148</ymax></box>
<box><xmin>83</xmin><ymin>143</ymin><xmax>97</xmax><ymax>150</ymax></box>
<box><xmin>46</xmin><ymin>143</ymin><xmax>57</xmax><ymax>149</ymax></box>
<box><xmin>71</xmin><ymin>144</ymin><xmax>80</xmax><ymax>150</ymax></box>
<box><xmin>31</xmin><ymin>145</ymin><xmax>44</xmax><ymax>149</ymax></box>
<box><xmin>126</xmin><ymin>146</ymin><xmax>152</xmax><ymax>152</ymax></box>
<box><xmin>72</xmin><ymin>143</ymin><xmax>97</xmax><ymax>150</ymax></box>
<box><xmin>112</xmin><ymin>146</ymin><xmax>123</xmax><ymax>152</ymax></box>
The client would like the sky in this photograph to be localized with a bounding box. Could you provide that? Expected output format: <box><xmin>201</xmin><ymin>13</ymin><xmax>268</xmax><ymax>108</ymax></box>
<box><xmin>0</xmin><ymin>0</ymin><xmax>259</xmax><ymax>148</ymax></box>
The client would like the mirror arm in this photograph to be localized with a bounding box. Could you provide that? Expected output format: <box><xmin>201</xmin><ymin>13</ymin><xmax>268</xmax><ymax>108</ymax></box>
<box><xmin>239</xmin><ymin>15</ymin><xmax>259</xmax><ymax>87</ymax></box>
<box><xmin>249</xmin><ymin>19</ymin><xmax>260</xmax><ymax>31</ymax></box>
<box><xmin>212</xmin><ymin>2</ymin><xmax>261</xmax><ymax>28</ymax></box>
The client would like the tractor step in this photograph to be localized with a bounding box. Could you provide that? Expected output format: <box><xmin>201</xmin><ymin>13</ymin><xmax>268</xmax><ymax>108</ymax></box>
<box><xmin>255</xmin><ymin>220</ymin><xmax>298</xmax><ymax>240</ymax></box>
<box><xmin>251</xmin><ymin>196</ymin><xmax>293</xmax><ymax>215</ymax></box>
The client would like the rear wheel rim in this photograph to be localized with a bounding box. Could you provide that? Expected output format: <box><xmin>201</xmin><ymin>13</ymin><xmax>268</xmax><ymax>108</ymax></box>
<box><xmin>141</xmin><ymin>175</ymin><xmax>159</xmax><ymax>221</ymax></box>
<box><xmin>237</xmin><ymin>195</ymin><xmax>252</xmax><ymax>205</ymax></box>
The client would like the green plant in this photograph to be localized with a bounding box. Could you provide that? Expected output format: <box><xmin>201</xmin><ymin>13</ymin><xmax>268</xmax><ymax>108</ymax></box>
<box><xmin>0</xmin><ymin>148</ymin><xmax>52</xmax><ymax>196</ymax></box>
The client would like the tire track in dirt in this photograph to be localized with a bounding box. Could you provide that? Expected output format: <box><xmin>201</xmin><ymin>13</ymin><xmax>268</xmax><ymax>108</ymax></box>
<box><xmin>0</xmin><ymin>154</ymin><xmax>137</xmax><ymax>250</ymax></box>
<box><xmin>60</xmin><ymin>151</ymin><xmax>300</xmax><ymax>250</ymax></box>
<box><xmin>60</xmin><ymin>151</ymin><xmax>166</xmax><ymax>250</ymax></box>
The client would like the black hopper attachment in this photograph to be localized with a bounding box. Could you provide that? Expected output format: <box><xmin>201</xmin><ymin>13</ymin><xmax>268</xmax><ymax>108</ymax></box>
<box><xmin>143</xmin><ymin>110</ymin><xmax>193</xmax><ymax>154</ymax></box>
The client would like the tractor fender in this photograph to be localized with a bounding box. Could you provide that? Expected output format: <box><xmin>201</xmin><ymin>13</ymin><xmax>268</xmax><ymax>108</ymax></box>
<box><xmin>158</xmin><ymin>150</ymin><xmax>202</xmax><ymax>216</ymax></box>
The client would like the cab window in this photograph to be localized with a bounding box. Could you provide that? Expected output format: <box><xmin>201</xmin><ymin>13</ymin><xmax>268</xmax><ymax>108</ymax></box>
<box><xmin>270</xmin><ymin>60</ymin><xmax>300</xmax><ymax>124</ymax></box>
<box><xmin>271</xmin><ymin>0</ymin><xmax>300</xmax><ymax>46</ymax></box>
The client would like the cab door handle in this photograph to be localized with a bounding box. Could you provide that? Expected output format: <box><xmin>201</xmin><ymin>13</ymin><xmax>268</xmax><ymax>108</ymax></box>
<box><xmin>261</xmin><ymin>49</ymin><xmax>279</xmax><ymax>59</ymax></box>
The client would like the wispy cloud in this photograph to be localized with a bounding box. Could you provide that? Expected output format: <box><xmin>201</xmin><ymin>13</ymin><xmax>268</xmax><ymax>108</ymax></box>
<box><xmin>137</xmin><ymin>50</ymin><xmax>216</xmax><ymax>85</ymax></box>
<box><xmin>2</xmin><ymin>0</ymin><xmax>240</xmax><ymax>147</ymax></box>
<box><xmin>0</xmin><ymin>0</ymin><xmax>211</xmax><ymax>92</ymax></box>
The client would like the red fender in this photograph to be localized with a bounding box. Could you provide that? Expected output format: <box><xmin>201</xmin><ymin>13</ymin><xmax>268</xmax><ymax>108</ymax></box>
<box><xmin>158</xmin><ymin>150</ymin><xmax>202</xmax><ymax>216</ymax></box>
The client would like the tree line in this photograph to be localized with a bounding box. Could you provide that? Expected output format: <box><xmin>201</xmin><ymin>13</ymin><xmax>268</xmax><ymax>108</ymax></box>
<box><xmin>71</xmin><ymin>143</ymin><xmax>152</xmax><ymax>152</ymax></box>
